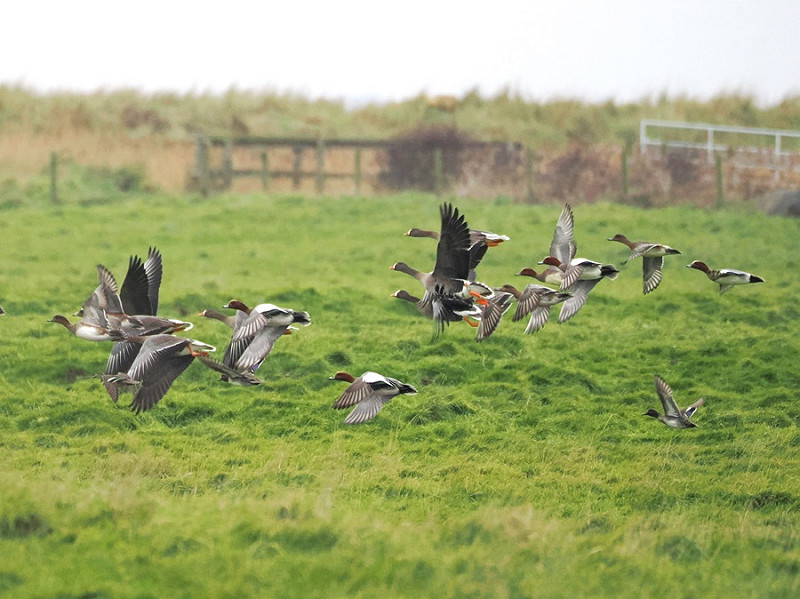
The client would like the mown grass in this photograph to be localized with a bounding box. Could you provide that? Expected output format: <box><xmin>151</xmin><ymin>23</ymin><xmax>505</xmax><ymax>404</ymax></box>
<box><xmin>1</xmin><ymin>193</ymin><xmax>799</xmax><ymax>597</ymax></box>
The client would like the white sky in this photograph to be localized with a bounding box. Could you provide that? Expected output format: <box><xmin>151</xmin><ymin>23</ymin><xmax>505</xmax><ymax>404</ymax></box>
<box><xmin>3</xmin><ymin>0</ymin><xmax>799</xmax><ymax>106</ymax></box>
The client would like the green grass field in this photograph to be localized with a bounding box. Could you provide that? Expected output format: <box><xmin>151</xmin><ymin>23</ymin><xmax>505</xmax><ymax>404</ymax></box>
<box><xmin>1</xmin><ymin>193</ymin><xmax>799</xmax><ymax>598</ymax></box>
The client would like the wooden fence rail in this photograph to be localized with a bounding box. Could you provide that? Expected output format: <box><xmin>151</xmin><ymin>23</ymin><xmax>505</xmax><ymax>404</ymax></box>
<box><xmin>188</xmin><ymin>135</ymin><xmax>532</xmax><ymax>198</ymax></box>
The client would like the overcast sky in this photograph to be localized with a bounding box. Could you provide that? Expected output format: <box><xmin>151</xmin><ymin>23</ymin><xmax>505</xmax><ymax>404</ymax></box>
<box><xmin>3</xmin><ymin>1</ymin><xmax>798</xmax><ymax>106</ymax></box>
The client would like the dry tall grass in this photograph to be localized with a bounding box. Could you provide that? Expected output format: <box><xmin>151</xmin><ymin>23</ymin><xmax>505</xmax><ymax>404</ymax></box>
<box><xmin>2</xmin><ymin>85</ymin><xmax>799</xmax><ymax>197</ymax></box>
<box><xmin>0</xmin><ymin>129</ymin><xmax>194</xmax><ymax>191</ymax></box>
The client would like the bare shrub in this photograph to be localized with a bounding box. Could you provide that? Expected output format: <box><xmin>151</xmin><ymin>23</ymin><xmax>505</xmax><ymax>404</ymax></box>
<box><xmin>538</xmin><ymin>144</ymin><xmax>621</xmax><ymax>202</ymax></box>
<box><xmin>454</xmin><ymin>143</ymin><xmax>528</xmax><ymax>199</ymax></box>
<box><xmin>380</xmin><ymin>126</ymin><xmax>475</xmax><ymax>191</ymax></box>
<box><xmin>665</xmin><ymin>149</ymin><xmax>697</xmax><ymax>185</ymax></box>
<box><xmin>120</xmin><ymin>105</ymin><xmax>169</xmax><ymax>133</ymax></box>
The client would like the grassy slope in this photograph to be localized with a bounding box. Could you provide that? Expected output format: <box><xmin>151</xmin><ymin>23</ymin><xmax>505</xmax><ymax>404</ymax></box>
<box><xmin>3</xmin><ymin>86</ymin><xmax>800</xmax><ymax>195</ymax></box>
<box><xmin>1</xmin><ymin>194</ymin><xmax>799</xmax><ymax>598</ymax></box>
<box><xmin>4</xmin><ymin>86</ymin><xmax>800</xmax><ymax>147</ymax></box>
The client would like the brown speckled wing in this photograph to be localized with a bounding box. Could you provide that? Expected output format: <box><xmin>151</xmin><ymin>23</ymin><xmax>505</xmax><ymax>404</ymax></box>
<box><xmin>642</xmin><ymin>256</ymin><xmax>664</xmax><ymax>294</ymax></box>
<box><xmin>105</xmin><ymin>340</ymin><xmax>143</xmax><ymax>377</ymax></box>
<box><xmin>127</xmin><ymin>336</ymin><xmax>193</xmax><ymax>413</ymax></box>
<box><xmin>559</xmin><ymin>262</ymin><xmax>582</xmax><ymax>290</ymax></box>
<box><xmin>232</xmin><ymin>325</ymin><xmax>288</xmax><ymax>373</ymax></box>
<box><xmin>557</xmin><ymin>279</ymin><xmax>600</xmax><ymax>324</ymax></box>
<box><xmin>513</xmin><ymin>285</ymin><xmax>547</xmax><ymax>321</ymax></box>
<box><xmin>129</xmin><ymin>354</ymin><xmax>193</xmax><ymax>414</ymax></box>
<box><xmin>550</xmin><ymin>203</ymin><xmax>576</xmax><ymax>265</ymax></box>
<box><xmin>476</xmin><ymin>292</ymin><xmax>512</xmax><ymax>342</ymax></box>
<box><xmin>654</xmin><ymin>375</ymin><xmax>682</xmax><ymax>418</ymax></box>
<box><xmin>332</xmin><ymin>377</ymin><xmax>373</xmax><ymax>409</ymax></box>
<box><xmin>344</xmin><ymin>396</ymin><xmax>388</xmax><ymax>424</ymax></box>
<box><xmin>524</xmin><ymin>306</ymin><xmax>551</xmax><ymax>334</ymax></box>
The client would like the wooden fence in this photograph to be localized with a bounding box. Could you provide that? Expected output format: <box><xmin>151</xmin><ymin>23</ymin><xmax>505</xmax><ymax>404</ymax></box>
<box><xmin>187</xmin><ymin>135</ymin><xmax>533</xmax><ymax>198</ymax></box>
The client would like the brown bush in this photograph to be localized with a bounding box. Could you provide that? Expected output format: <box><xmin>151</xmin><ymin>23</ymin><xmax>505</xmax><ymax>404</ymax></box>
<box><xmin>537</xmin><ymin>144</ymin><xmax>621</xmax><ymax>203</ymax></box>
<box><xmin>380</xmin><ymin>125</ymin><xmax>475</xmax><ymax>191</ymax></box>
<box><xmin>120</xmin><ymin>105</ymin><xmax>169</xmax><ymax>133</ymax></box>
<box><xmin>665</xmin><ymin>149</ymin><xmax>698</xmax><ymax>185</ymax></box>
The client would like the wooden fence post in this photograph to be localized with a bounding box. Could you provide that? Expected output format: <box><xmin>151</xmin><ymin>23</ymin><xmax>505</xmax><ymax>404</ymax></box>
<box><xmin>292</xmin><ymin>146</ymin><xmax>303</xmax><ymax>190</ymax></box>
<box><xmin>195</xmin><ymin>135</ymin><xmax>210</xmax><ymax>196</ymax></box>
<box><xmin>354</xmin><ymin>147</ymin><xmax>362</xmax><ymax>195</ymax></box>
<box><xmin>621</xmin><ymin>146</ymin><xmax>629</xmax><ymax>200</ymax></box>
<box><xmin>433</xmin><ymin>148</ymin><xmax>443</xmax><ymax>196</ymax></box>
<box><xmin>715</xmin><ymin>154</ymin><xmax>724</xmax><ymax>208</ymax></box>
<box><xmin>316</xmin><ymin>138</ymin><xmax>325</xmax><ymax>194</ymax></box>
<box><xmin>49</xmin><ymin>152</ymin><xmax>59</xmax><ymax>204</ymax></box>
<box><xmin>222</xmin><ymin>140</ymin><xmax>233</xmax><ymax>190</ymax></box>
<box><xmin>261</xmin><ymin>152</ymin><xmax>270</xmax><ymax>191</ymax></box>
<box><xmin>526</xmin><ymin>148</ymin><xmax>536</xmax><ymax>203</ymax></box>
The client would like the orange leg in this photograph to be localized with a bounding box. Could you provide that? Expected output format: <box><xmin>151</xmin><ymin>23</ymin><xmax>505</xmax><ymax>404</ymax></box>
<box><xmin>462</xmin><ymin>317</ymin><xmax>480</xmax><ymax>328</ymax></box>
<box><xmin>469</xmin><ymin>291</ymin><xmax>489</xmax><ymax>305</ymax></box>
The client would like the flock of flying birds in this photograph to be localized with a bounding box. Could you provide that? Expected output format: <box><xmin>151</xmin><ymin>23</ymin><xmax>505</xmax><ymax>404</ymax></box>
<box><xmin>30</xmin><ymin>202</ymin><xmax>764</xmax><ymax>426</ymax></box>
<box><xmin>45</xmin><ymin>248</ymin><xmax>310</xmax><ymax>414</ymax></box>
<box><xmin>388</xmin><ymin>202</ymin><xmax>764</xmax><ymax>428</ymax></box>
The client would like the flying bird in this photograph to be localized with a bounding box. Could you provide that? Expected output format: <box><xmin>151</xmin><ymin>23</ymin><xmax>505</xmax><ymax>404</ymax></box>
<box><xmin>644</xmin><ymin>375</ymin><xmax>704</xmax><ymax>429</ymax></box>
<box><xmin>534</xmin><ymin>256</ymin><xmax>619</xmax><ymax>324</ymax></box>
<box><xmin>392</xmin><ymin>203</ymin><xmax>493</xmax><ymax>338</ymax></box>
<box><xmin>66</xmin><ymin>247</ymin><xmax>191</xmax><ymax>339</ymax></box>
<box><xmin>76</xmin><ymin>247</ymin><xmax>163</xmax><ymax>318</ymax></box>
<box><xmin>101</xmin><ymin>334</ymin><xmax>216</xmax><ymax>414</ymax></box>
<box><xmin>686</xmin><ymin>260</ymin><xmax>764</xmax><ymax>294</ymax></box>
<box><xmin>391</xmin><ymin>288</ymin><xmax>512</xmax><ymax>342</ymax></box>
<box><xmin>329</xmin><ymin>371</ymin><xmax>417</xmax><ymax>424</ymax></box>
<box><xmin>608</xmin><ymin>233</ymin><xmax>681</xmax><ymax>294</ymax></box>
<box><xmin>517</xmin><ymin>204</ymin><xmax>617</xmax><ymax>324</ymax></box>
<box><xmin>222</xmin><ymin>300</ymin><xmax>310</xmax><ymax>374</ymax></box>
<box><xmin>84</xmin><ymin>264</ymin><xmax>192</xmax><ymax>335</ymax></box>
<box><xmin>405</xmin><ymin>227</ymin><xmax>510</xmax><ymax>247</ymax></box>
<box><xmin>48</xmin><ymin>310</ymin><xmax>125</xmax><ymax>342</ymax></box>
<box><xmin>499</xmin><ymin>283</ymin><xmax>571</xmax><ymax>334</ymax></box>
